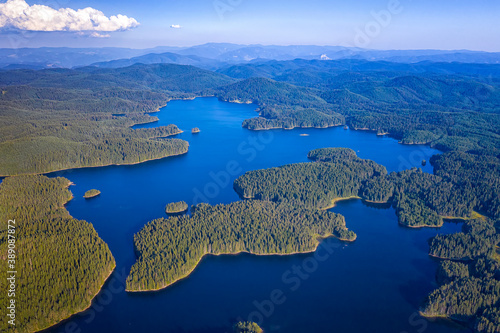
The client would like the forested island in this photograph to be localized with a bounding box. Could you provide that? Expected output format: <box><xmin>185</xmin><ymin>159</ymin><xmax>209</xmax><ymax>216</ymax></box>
<box><xmin>234</xmin><ymin>321</ymin><xmax>264</xmax><ymax>333</ymax></box>
<box><xmin>84</xmin><ymin>189</ymin><xmax>101</xmax><ymax>198</ymax></box>
<box><xmin>165</xmin><ymin>201</ymin><xmax>188</xmax><ymax>214</ymax></box>
<box><xmin>126</xmin><ymin>200</ymin><xmax>355</xmax><ymax>291</ymax></box>
<box><xmin>191</xmin><ymin>127</ymin><xmax>201</xmax><ymax>133</ymax></box>
<box><xmin>0</xmin><ymin>175</ymin><xmax>115</xmax><ymax>332</ymax></box>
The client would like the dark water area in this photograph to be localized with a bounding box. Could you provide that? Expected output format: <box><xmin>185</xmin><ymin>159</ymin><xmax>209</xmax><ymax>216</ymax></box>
<box><xmin>44</xmin><ymin>97</ymin><xmax>468</xmax><ymax>333</ymax></box>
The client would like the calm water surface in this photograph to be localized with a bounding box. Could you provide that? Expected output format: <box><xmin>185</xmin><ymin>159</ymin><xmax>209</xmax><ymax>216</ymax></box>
<box><xmin>45</xmin><ymin>97</ymin><xmax>468</xmax><ymax>333</ymax></box>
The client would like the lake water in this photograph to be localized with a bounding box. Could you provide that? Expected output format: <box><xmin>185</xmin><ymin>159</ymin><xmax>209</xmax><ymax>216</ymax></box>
<box><xmin>44</xmin><ymin>97</ymin><xmax>467</xmax><ymax>333</ymax></box>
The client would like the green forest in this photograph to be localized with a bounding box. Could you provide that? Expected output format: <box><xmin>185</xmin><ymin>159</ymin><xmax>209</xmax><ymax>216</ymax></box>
<box><xmin>234</xmin><ymin>148</ymin><xmax>495</xmax><ymax>228</ymax></box>
<box><xmin>84</xmin><ymin>189</ymin><xmax>101</xmax><ymax>198</ymax></box>
<box><xmin>126</xmin><ymin>200</ymin><xmax>355</xmax><ymax>291</ymax></box>
<box><xmin>0</xmin><ymin>175</ymin><xmax>115</xmax><ymax>333</ymax></box>
<box><xmin>217</xmin><ymin>60</ymin><xmax>500</xmax><ymax>154</ymax></box>
<box><xmin>0</xmin><ymin>64</ymin><xmax>234</xmax><ymax>175</ymax></box>
<box><xmin>421</xmin><ymin>217</ymin><xmax>500</xmax><ymax>333</ymax></box>
<box><xmin>165</xmin><ymin>201</ymin><xmax>188</xmax><ymax>213</ymax></box>
<box><xmin>233</xmin><ymin>321</ymin><xmax>264</xmax><ymax>333</ymax></box>
<box><xmin>234</xmin><ymin>148</ymin><xmax>386</xmax><ymax>209</ymax></box>
<box><xmin>0</xmin><ymin>59</ymin><xmax>499</xmax><ymax>332</ymax></box>
<box><xmin>233</xmin><ymin>147</ymin><xmax>500</xmax><ymax>331</ymax></box>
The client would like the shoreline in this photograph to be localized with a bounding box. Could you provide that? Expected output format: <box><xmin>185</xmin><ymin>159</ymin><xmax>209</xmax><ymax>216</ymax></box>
<box><xmin>35</xmin><ymin>182</ymin><xmax>117</xmax><ymax>332</ymax></box>
<box><xmin>363</xmin><ymin>199</ymin><xmax>391</xmax><ymax>204</ymax></box>
<box><xmin>126</xmin><ymin>232</ymin><xmax>355</xmax><ymax>293</ymax></box>
<box><xmin>322</xmin><ymin>196</ymin><xmax>361</xmax><ymax>210</ymax></box>
<box><xmin>0</xmin><ymin>149</ymin><xmax>189</xmax><ymax>178</ymax></box>
<box><xmin>401</xmin><ymin>222</ymin><xmax>444</xmax><ymax>229</ymax></box>
<box><xmin>245</xmin><ymin>123</ymin><xmax>343</xmax><ymax>131</ymax></box>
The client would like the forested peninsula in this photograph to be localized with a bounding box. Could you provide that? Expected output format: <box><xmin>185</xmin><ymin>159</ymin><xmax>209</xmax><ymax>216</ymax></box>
<box><xmin>126</xmin><ymin>200</ymin><xmax>355</xmax><ymax>291</ymax></box>
<box><xmin>0</xmin><ymin>175</ymin><xmax>115</xmax><ymax>333</ymax></box>
<box><xmin>234</xmin><ymin>148</ymin><xmax>386</xmax><ymax>210</ymax></box>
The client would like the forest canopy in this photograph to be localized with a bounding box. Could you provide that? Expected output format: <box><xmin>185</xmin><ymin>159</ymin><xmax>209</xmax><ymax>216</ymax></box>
<box><xmin>0</xmin><ymin>64</ymin><xmax>234</xmax><ymax>175</ymax></box>
<box><xmin>0</xmin><ymin>175</ymin><xmax>115</xmax><ymax>333</ymax></box>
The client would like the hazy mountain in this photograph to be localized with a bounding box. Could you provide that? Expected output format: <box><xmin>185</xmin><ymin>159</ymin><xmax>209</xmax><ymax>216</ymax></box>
<box><xmin>218</xmin><ymin>59</ymin><xmax>500</xmax><ymax>80</ymax></box>
<box><xmin>1</xmin><ymin>43</ymin><xmax>499</xmax><ymax>70</ymax></box>
<box><xmin>175</xmin><ymin>43</ymin><xmax>245</xmax><ymax>59</ymax></box>
<box><xmin>0</xmin><ymin>47</ymin><xmax>156</xmax><ymax>69</ymax></box>
<box><xmin>89</xmin><ymin>52</ymin><xmax>225</xmax><ymax>70</ymax></box>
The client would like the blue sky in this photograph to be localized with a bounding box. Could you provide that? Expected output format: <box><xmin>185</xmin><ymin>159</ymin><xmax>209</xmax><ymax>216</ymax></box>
<box><xmin>0</xmin><ymin>0</ymin><xmax>499</xmax><ymax>51</ymax></box>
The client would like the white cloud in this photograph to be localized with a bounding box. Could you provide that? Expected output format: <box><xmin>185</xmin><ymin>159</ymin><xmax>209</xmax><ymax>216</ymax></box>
<box><xmin>90</xmin><ymin>32</ymin><xmax>111</xmax><ymax>38</ymax></box>
<box><xmin>0</xmin><ymin>0</ymin><xmax>139</xmax><ymax>32</ymax></box>
<box><xmin>170</xmin><ymin>24</ymin><xmax>182</xmax><ymax>29</ymax></box>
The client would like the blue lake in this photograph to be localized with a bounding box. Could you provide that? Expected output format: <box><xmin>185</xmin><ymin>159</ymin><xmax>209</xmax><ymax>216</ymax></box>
<box><xmin>45</xmin><ymin>97</ymin><xmax>467</xmax><ymax>333</ymax></box>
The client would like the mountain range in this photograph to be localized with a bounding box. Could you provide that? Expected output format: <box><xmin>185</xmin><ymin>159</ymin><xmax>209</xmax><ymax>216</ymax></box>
<box><xmin>1</xmin><ymin>43</ymin><xmax>500</xmax><ymax>70</ymax></box>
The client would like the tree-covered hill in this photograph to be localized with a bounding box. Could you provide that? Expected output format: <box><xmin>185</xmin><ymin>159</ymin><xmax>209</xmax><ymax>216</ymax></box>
<box><xmin>233</xmin><ymin>147</ymin><xmax>500</xmax><ymax>331</ymax></box>
<box><xmin>214</xmin><ymin>77</ymin><xmax>346</xmax><ymax>130</ymax></box>
<box><xmin>214</xmin><ymin>77</ymin><xmax>326</xmax><ymax>107</ymax></box>
<box><xmin>0</xmin><ymin>175</ymin><xmax>115</xmax><ymax>333</ymax></box>
<box><xmin>219</xmin><ymin>59</ymin><xmax>500</xmax><ymax>152</ymax></box>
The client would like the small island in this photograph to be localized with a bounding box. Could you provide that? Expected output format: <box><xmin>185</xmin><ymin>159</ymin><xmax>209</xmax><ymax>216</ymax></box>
<box><xmin>234</xmin><ymin>321</ymin><xmax>263</xmax><ymax>333</ymax></box>
<box><xmin>191</xmin><ymin>127</ymin><xmax>201</xmax><ymax>134</ymax></box>
<box><xmin>84</xmin><ymin>189</ymin><xmax>101</xmax><ymax>199</ymax></box>
<box><xmin>165</xmin><ymin>201</ymin><xmax>189</xmax><ymax>214</ymax></box>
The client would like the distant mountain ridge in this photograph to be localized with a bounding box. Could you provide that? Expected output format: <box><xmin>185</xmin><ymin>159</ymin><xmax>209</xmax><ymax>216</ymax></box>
<box><xmin>1</xmin><ymin>43</ymin><xmax>499</xmax><ymax>70</ymax></box>
<box><xmin>90</xmin><ymin>52</ymin><xmax>224</xmax><ymax>70</ymax></box>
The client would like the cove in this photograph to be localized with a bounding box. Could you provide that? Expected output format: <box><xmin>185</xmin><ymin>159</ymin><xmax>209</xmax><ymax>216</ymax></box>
<box><xmin>44</xmin><ymin>97</ymin><xmax>466</xmax><ymax>333</ymax></box>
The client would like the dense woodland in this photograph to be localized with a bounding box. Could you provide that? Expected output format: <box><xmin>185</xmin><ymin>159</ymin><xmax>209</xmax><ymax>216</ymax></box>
<box><xmin>234</xmin><ymin>148</ymin><xmax>386</xmax><ymax>209</ymax></box>
<box><xmin>1</xmin><ymin>60</ymin><xmax>499</xmax><ymax>332</ymax></box>
<box><xmin>235</xmin><ymin>148</ymin><xmax>493</xmax><ymax>228</ymax></box>
<box><xmin>361</xmin><ymin>168</ymin><xmax>476</xmax><ymax>227</ymax></box>
<box><xmin>126</xmin><ymin>200</ymin><xmax>355</xmax><ymax>291</ymax></box>
<box><xmin>181</xmin><ymin>56</ymin><xmax>500</xmax><ymax>333</ymax></box>
<box><xmin>0</xmin><ymin>175</ymin><xmax>115</xmax><ymax>333</ymax></box>
<box><xmin>431</xmin><ymin>152</ymin><xmax>500</xmax><ymax>219</ymax></box>
<box><xmin>421</xmin><ymin>217</ymin><xmax>500</xmax><ymax>333</ymax></box>
<box><xmin>165</xmin><ymin>201</ymin><xmax>188</xmax><ymax>213</ymax></box>
<box><xmin>216</xmin><ymin>60</ymin><xmax>500</xmax><ymax>153</ymax></box>
<box><xmin>84</xmin><ymin>189</ymin><xmax>101</xmax><ymax>198</ymax></box>
<box><xmin>234</xmin><ymin>147</ymin><xmax>500</xmax><ymax>331</ymax></box>
<box><xmin>0</xmin><ymin>64</ymin><xmax>234</xmax><ymax>175</ymax></box>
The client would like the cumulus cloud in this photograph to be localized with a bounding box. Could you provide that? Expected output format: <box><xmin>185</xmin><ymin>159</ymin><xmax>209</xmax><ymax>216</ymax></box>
<box><xmin>0</xmin><ymin>0</ymin><xmax>139</xmax><ymax>32</ymax></box>
<box><xmin>170</xmin><ymin>24</ymin><xmax>181</xmax><ymax>29</ymax></box>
